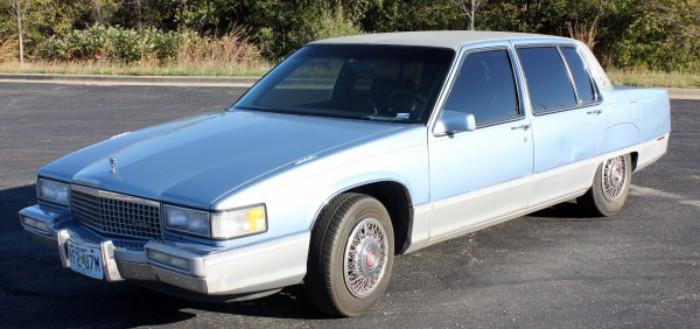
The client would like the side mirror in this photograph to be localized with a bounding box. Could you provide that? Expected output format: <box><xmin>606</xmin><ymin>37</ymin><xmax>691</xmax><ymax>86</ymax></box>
<box><xmin>434</xmin><ymin>111</ymin><xmax>476</xmax><ymax>136</ymax></box>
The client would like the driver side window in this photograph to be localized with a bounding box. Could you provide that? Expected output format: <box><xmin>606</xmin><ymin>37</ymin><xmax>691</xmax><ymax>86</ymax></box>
<box><xmin>442</xmin><ymin>49</ymin><xmax>520</xmax><ymax>127</ymax></box>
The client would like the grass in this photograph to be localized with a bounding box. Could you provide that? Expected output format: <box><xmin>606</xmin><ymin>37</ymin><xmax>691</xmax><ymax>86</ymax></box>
<box><xmin>0</xmin><ymin>61</ymin><xmax>270</xmax><ymax>77</ymax></box>
<box><xmin>0</xmin><ymin>62</ymin><xmax>698</xmax><ymax>89</ymax></box>
<box><xmin>607</xmin><ymin>68</ymin><xmax>700</xmax><ymax>88</ymax></box>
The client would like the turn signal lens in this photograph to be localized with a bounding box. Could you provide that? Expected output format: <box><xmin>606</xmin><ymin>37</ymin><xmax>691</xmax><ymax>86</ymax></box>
<box><xmin>211</xmin><ymin>205</ymin><xmax>267</xmax><ymax>239</ymax></box>
<box><xmin>163</xmin><ymin>203</ymin><xmax>267</xmax><ymax>240</ymax></box>
<box><xmin>20</xmin><ymin>216</ymin><xmax>50</xmax><ymax>233</ymax></box>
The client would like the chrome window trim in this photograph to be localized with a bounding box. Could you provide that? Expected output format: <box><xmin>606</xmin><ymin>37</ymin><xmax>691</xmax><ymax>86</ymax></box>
<box><xmin>429</xmin><ymin>42</ymin><xmax>527</xmax><ymax>136</ymax></box>
<box><xmin>527</xmin><ymin>100</ymin><xmax>602</xmax><ymax>116</ymax></box>
<box><xmin>475</xmin><ymin>116</ymin><xmax>528</xmax><ymax>130</ymax></box>
<box><xmin>427</xmin><ymin>44</ymin><xmax>472</xmax><ymax>130</ymax></box>
<box><xmin>556</xmin><ymin>46</ymin><xmax>582</xmax><ymax>104</ymax></box>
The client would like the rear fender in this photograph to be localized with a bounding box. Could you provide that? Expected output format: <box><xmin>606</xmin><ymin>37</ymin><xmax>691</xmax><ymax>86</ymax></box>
<box><xmin>598</xmin><ymin>123</ymin><xmax>641</xmax><ymax>155</ymax></box>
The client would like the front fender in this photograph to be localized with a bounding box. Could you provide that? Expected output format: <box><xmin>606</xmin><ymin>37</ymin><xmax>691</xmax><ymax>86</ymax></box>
<box><xmin>210</xmin><ymin>128</ymin><xmax>430</xmax><ymax>249</ymax></box>
<box><xmin>308</xmin><ymin>173</ymin><xmax>415</xmax><ymax>230</ymax></box>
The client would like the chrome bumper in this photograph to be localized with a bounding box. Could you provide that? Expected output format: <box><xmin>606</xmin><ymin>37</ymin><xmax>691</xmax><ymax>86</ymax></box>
<box><xmin>19</xmin><ymin>204</ymin><xmax>309</xmax><ymax>297</ymax></box>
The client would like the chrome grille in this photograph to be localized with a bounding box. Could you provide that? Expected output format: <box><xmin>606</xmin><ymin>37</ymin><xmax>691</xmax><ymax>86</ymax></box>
<box><xmin>70</xmin><ymin>185</ymin><xmax>162</xmax><ymax>239</ymax></box>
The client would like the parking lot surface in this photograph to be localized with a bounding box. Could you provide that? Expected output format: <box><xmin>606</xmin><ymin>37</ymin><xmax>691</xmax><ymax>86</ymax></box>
<box><xmin>0</xmin><ymin>83</ymin><xmax>698</xmax><ymax>328</ymax></box>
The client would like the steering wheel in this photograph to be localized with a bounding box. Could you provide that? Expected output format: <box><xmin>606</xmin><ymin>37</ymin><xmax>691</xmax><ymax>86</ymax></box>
<box><xmin>383</xmin><ymin>91</ymin><xmax>427</xmax><ymax>119</ymax></box>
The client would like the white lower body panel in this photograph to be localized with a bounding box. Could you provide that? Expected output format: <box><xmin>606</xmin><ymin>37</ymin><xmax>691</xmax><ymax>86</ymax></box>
<box><xmin>406</xmin><ymin>133</ymin><xmax>669</xmax><ymax>254</ymax></box>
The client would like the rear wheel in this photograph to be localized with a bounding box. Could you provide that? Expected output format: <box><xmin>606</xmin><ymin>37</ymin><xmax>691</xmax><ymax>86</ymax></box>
<box><xmin>305</xmin><ymin>193</ymin><xmax>394</xmax><ymax>317</ymax></box>
<box><xmin>578</xmin><ymin>154</ymin><xmax>632</xmax><ymax>216</ymax></box>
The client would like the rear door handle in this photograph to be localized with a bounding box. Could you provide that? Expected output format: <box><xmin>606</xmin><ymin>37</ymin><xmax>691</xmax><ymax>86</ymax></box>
<box><xmin>587</xmin><ymin>109</ymin><xmax>602</xmax><ymax>115</ymax></box>
<box><xmin>511</xmin><ymin>124</ymin><xmax>530</xmax><ymax>131</ymax></box>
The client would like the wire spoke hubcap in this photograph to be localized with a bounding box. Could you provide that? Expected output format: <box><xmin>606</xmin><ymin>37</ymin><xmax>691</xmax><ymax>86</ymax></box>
<box><xmin>343</xmin><ymin>218</ymin><xmax>388</xmax><ymax>298</ymax></box>
<box><xmin>602</xmin><ymin>156</ymin><xmax>626</xmax><ymax>202</ymax></box>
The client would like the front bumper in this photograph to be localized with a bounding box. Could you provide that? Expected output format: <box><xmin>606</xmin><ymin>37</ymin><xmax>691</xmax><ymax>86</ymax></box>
<box><xmin>19</xmin><ymin>204</ymin><xmax>309</xmax><ymax>297</ymax></box>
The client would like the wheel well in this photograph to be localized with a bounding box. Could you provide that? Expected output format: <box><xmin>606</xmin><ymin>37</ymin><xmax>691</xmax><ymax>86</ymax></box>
<box><xmin>630</xmin><ymin>152</ymin><xmax>639</xmax><ymax>171</ymax></box>
<box><xmin>348</xmin><ymin>181</ymin><xmax>413</xmax><ymax>255</ymax></box>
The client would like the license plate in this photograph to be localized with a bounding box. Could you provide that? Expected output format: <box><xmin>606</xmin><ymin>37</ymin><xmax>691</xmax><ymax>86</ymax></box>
<box><xmin>67</xmin><ymin>241</ymin><xmax>104</xmax><ymax>280</ymax></box>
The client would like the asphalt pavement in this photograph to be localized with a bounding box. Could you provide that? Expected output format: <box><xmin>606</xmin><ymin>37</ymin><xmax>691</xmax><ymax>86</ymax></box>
<box><xmin>0</xmin><ymin>82</ymin><xmax>698</xmax><ymax>328</ymax></box>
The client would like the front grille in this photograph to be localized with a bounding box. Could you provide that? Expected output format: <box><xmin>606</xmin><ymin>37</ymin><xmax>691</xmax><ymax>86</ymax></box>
<box><xmin>112</xmin><ymin>240</ymin><xmax>147</xmax><ymax>251</ymax></box>
<box><xmin>71</xmin><ymin>185</ymin><xmax>162</xmax><ymax>239</ymax></box>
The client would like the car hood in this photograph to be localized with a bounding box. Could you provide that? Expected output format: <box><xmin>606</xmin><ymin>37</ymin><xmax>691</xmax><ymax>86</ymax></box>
<box><xmin>40</xmin><ymin>110</ymin><xmax>405</xmax><ymax>208</ymax></box>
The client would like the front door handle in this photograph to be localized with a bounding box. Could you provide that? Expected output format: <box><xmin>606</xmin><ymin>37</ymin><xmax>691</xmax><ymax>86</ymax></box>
<box><xmin>587</xmin><ymin>109</ymin><xmax>602</xmax><ymax>115</ymax></box>
<box><xmin>511</xmin><ymin>124</ymin><xmax>530</xmax><ymax>131</ymax></box>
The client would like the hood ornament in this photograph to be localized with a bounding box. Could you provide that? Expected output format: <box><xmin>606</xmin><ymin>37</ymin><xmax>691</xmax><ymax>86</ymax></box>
<box><xmin>109</xmin><ymin>156</ymin><xmax>118</xmax><ymax>175</ymax></box>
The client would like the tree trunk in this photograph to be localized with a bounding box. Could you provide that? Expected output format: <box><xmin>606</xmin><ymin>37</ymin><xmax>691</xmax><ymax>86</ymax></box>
<box><xmin>135</xmin><ymin>0</ymin><xmax>142</xmax><ymax>31</ymax></box>
<box><xmin>93</xmin><ymin>0</ymin><xmax>102</xmax><ymax>24</ymax></box>
<box><xmin>469</xmin><ymin>0</ymin><xmax>476</xmax><ymax>31</ymax></box>
<box><xmin>470</xmin><ymin>0</ymin><xmax>475</xmax><ymax>30</ymax></box>
<box><xmin>13</xmin><ymin>0</ymin><xmax>24</xmax><ymax>66</ymax></box>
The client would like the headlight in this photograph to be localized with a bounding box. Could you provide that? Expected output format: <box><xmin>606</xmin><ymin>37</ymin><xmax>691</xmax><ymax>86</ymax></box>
<box><xmin>163</xmin><ymin>205</ymin><xmax>211</xmax><ymax>237</ymax></box>
<box><xmin>163</xmin><ymin>204</ymin><xmax>267</xmax><ymax>239</ymax></box>
<box><xmin>37</xmin><ymin>178</ymin><xmax>70</xmax><ymax>206</ymax></box>
<box><xmin>211</xmin><ymin>204</ymin><xmax>267</xmax><ymax>239</ymax></box>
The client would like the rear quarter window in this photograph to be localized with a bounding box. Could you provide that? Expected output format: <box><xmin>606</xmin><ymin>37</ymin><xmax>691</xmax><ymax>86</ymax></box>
<box><xmin>517</xmin><ymin>47</ymin><xmax>577</xmax><ymax>114</ymax></box>
<box><xmin>561</xmin><ymin>47</ymin><xmax>596</xmax><ymax>103</ymax></box>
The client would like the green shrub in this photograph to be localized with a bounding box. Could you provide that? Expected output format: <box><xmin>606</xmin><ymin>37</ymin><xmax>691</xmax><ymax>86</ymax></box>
<box><xmin>147</xmin><ymin>29</ymin><xmax>180</xmax><ymax>62</ymax></box>
<box><xmin>34</xmin><ymin>24</ymin><xmax>264</xmax><ymax>67</ymax></box>
<box><xmin>106</xmin><ymin>27</ymin><xmax>141</xmax><ymax>62</ymax></box>
<box><xmin>312</xmin><ymin>7</ymin><xmax>363</xmax><ymax>41</ymax></box>
<box><xmin>38</xmin><ymin>36</ymin><xmax>66</xmax><ymax>61</ymax></box>
<box><xmin>35</xmin><ymin>25</ymin><xmax>175</xmax><ymax>63</ymax></box>
<box><xmin>257</xmin><ymin>5</ymin><xmax>363</xmax><ymax>61</ymax></box>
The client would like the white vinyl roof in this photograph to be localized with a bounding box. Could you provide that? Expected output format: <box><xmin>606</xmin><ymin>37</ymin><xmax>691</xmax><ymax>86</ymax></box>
<box><xmin>310</xmin><ymin>30</ymin><xmax>614</xmax><ymax>90</ymax></box>
<box><xmin>312</xmin><ymin>31</ymin><xmax>569</xmax><ymax>50</ymax></box>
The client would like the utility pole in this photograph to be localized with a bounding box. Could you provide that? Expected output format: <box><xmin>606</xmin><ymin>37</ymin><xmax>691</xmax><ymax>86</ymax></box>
<box><xmin>12</xmin><ymin>0</ymin><xmax>24</xmax><ymax>66</ymax></box>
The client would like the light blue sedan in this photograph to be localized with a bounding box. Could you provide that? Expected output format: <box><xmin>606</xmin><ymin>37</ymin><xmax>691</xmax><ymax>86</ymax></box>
<box><xmin>19</xmin><ymin>31</ymin><xmax>670</xmax><ymax>316</ymax></box>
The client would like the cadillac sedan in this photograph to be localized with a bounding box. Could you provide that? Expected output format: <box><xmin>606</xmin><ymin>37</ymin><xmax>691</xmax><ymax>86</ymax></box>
<box><xmin>19</xmin><ymin>31</ymin><xmax>670</xmax><ymax>316</ymax></box>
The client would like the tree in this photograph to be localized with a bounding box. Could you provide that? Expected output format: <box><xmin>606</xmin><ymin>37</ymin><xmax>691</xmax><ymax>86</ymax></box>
<box><xmin>11</xmin><ymin>0</ymin><xmax>23</xmax><ymax>65</ymax></box>
<box><xmin>360</xmin><ymin>0</ymin><xmax>463</xmax><ymax>32</ymax></box>
<box><xmin>565</xmin><ymin>0</ymin><xmax>606</xmax><ymax>51</ymax></box>
<box><xmin>452</xmin><ymin>0</ymin><xmax>488</xmax><ymax>30</ymax></box>
<box><xmin>610</xmin><ymin>0</ymin><xmax>700</xmax><ymax>71</ymax></box>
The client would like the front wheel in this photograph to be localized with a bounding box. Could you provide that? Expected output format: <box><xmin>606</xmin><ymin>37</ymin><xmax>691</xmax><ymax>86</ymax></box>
<box><xmin>578</xmin><ymin>154</ymin><xmax>633</xmax><ymax>216</ymax></box>
<box><xmin>305</xmin><ymin>193</ymin><xmax>395</xmax><ymax>317</ymax></box>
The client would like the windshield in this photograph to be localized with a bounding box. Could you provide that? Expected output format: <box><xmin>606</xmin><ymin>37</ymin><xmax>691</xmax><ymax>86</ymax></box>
<box><xmin>234</xmin><ymin>44</ymin><xmax>455</xmax><ymax>123</ymax></box>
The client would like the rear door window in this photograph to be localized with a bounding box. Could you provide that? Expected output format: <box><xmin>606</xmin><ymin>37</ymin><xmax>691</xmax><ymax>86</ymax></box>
<box><xmin>517</xmin><ymin>47</ymin><xmax>577</xmax><ymax>114</ymax></box>
<box><xmin>561</xmin><ymin>47</ymin><xmax>596</xmax><ymax>103</ymax></box>
<box><xmin>442</xmin><ymin>49</ymin><xmax>520</xmax><ymax>127</ymax></box>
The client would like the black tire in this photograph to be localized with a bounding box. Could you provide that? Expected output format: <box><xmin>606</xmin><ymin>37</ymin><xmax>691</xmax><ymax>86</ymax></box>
<box><xmin>305</xmin><ymin>193</ymin><xmax>395</xmax><ymax>317</ymax></box>
<box><xmin>578</xmin><ymin>154</ymin><xmax>633</xmax><ymax>216</ymax></box>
